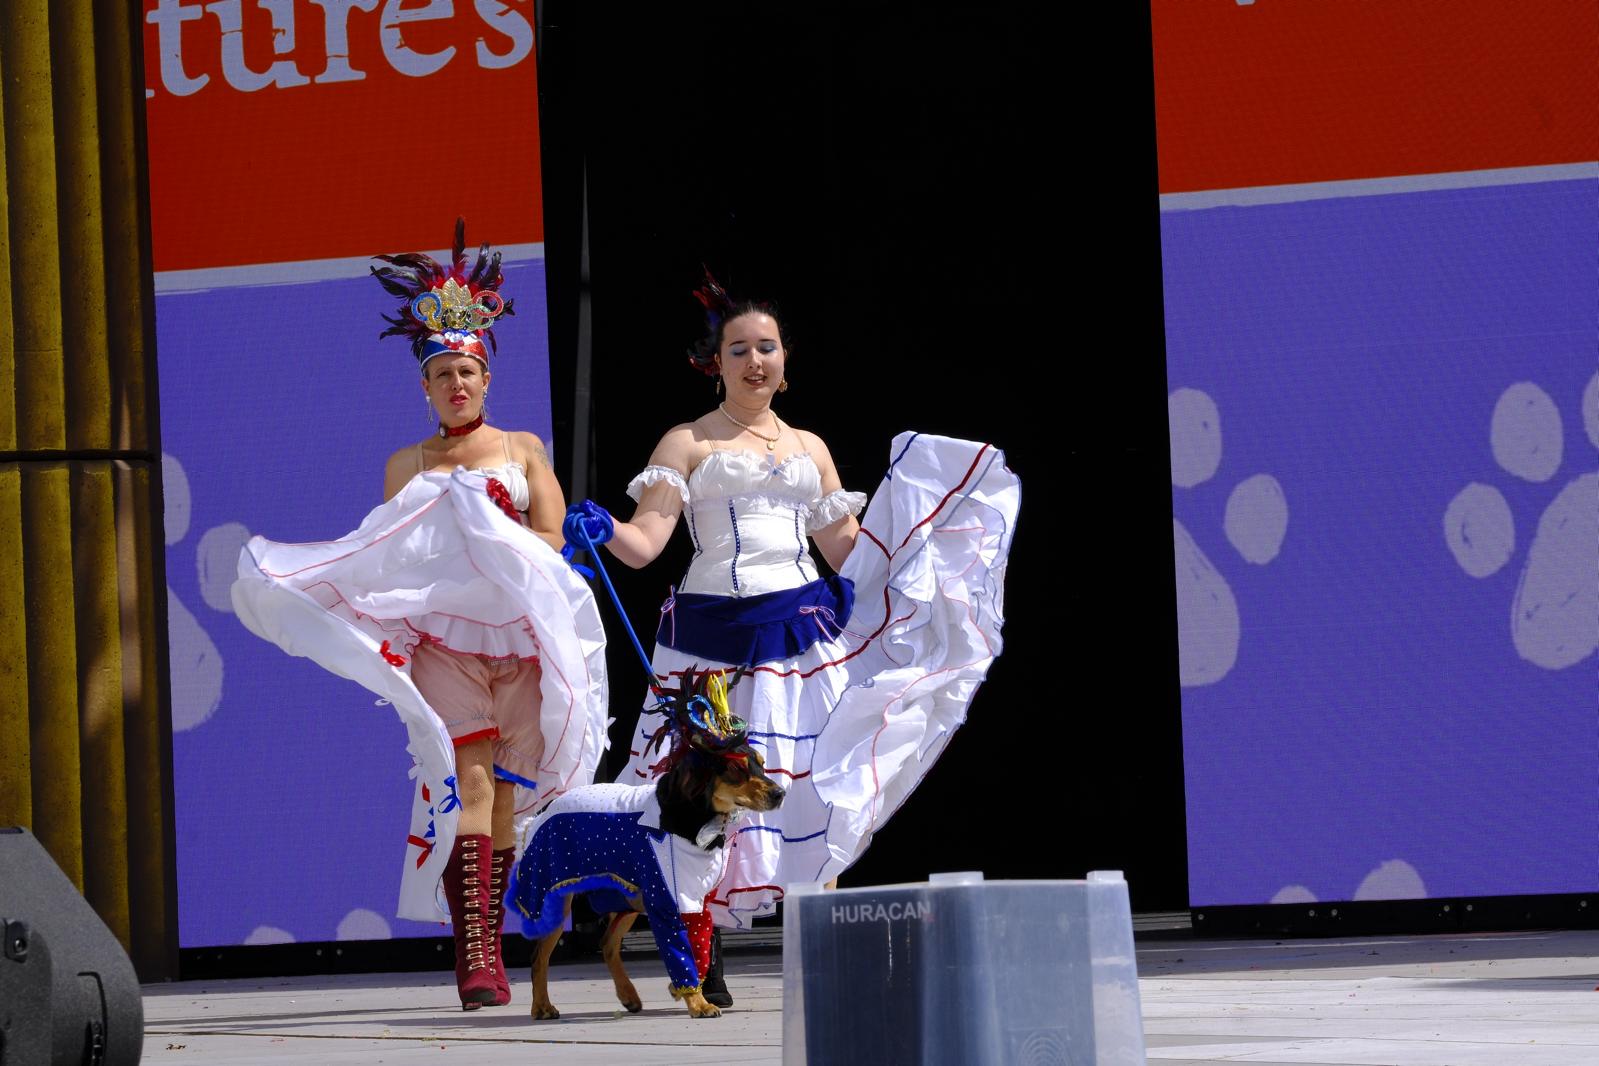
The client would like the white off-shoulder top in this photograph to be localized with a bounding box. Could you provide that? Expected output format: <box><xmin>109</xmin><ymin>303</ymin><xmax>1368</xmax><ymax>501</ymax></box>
<box><xmin>627</xmin><ymin>450</ymin><xmax>866</xmax><ymax>597</ymax></box>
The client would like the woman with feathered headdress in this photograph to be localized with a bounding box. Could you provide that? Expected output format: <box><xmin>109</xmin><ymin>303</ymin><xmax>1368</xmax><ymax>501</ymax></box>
<box><xmin>232</xmin><ymin>220</ymin><xmax>609</xmax><ymax>1011</ymax></box>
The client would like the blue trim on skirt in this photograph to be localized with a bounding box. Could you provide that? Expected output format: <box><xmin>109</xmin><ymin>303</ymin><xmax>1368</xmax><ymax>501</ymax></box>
<box><xmin>656</xmin><ymin>575</ymin><xmax>855</xmax><ymax>668</ymax></box>
<box><xmin>493</xmin><ymin>765</ymin><xmax>538</xmax><ymax>791</ymax></box>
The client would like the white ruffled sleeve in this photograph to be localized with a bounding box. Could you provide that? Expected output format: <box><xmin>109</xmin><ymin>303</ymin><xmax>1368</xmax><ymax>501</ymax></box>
<box><xmin>805</xmin><ymin>489</ymin><xmax>868</xmax><ymax>533</ymax></box>
<box><xmin>626</xmin><ymin>465</ymin><xmax>691</xmax><ymax>505</ymax></box>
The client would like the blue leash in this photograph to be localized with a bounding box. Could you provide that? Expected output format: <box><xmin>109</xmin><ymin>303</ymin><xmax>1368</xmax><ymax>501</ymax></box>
<box><xmin>571</xmin><ymin>527</ymin><xmax>666</xmax><ymax>697</ymax></box>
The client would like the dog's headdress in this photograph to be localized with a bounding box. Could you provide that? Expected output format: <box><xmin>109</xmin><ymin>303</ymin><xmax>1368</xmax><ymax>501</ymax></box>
<box><xmin>646</xmin><ymin>667</ymin><xmax>748</xmax><ymax>775</ymax></box>
<box><xmin>371</xmin><ymin>217</ymin><xmax>514</xmax><ymax>367</ymax></box>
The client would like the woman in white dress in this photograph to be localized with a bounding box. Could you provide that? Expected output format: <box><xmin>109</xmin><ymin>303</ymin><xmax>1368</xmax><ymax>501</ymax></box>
<box><xmin>565</xmin><ymin>273</ymin><xmax>1018</xmax><ymax>1005</ymax></box>
<box><xmin>232</xmin><ymin>222</ymin><xmax>608</xmax><ymax>1010</ymax></box>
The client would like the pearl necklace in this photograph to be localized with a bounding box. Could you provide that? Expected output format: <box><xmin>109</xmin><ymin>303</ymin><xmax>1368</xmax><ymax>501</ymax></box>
<box><xmin>718</xmin><ymin>403</ymin><xmax>781</xmax><ymax>451</ymax></box>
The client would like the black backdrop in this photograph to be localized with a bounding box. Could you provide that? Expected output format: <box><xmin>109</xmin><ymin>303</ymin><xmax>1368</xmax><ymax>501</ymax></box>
<box><xmin>536</xmin><ymin>0</ymin><xmax>1186</xmax><ymax>911</ymax></box>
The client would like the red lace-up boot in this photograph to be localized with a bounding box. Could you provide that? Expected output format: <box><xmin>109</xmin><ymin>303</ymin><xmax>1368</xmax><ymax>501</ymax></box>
<box><xmin>487</xmin><ymin>846</ymin><xmax>515</xmax><ymax>1006</ymax></box>
<box><xmin>442</xmin><ymin>834</ymin><xmax>499</xmax><ymax>1009</ymax></box>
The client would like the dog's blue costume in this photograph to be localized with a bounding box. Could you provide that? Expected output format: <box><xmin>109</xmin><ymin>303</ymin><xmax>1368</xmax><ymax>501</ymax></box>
<box><xmin>508</xmin><ymin>782</ymin><xmax>731</xmax><ymax>990</ymax></box>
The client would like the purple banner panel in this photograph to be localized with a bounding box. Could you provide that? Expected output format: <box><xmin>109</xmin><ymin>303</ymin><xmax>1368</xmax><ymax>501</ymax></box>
<box><xmin>160</xmin><ymin>259</ymin><xmax>551</xmax><ymax>948</ymax></box>
<box><xmin>1162</xmin><ymin>179</ymin><xmax>1598</xmax><ymax>908</ymax></box>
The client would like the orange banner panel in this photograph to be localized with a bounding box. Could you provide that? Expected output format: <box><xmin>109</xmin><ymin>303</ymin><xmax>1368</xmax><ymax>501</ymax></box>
<box><xmin>1152</xmin><ymin>0</ymin><xmax>1599</xmax><ymax>193</ymax></box>
<box><xmin>143</xmin><ymin>0</ymin><xmax>542</xmax><ymax>271</ymax></box>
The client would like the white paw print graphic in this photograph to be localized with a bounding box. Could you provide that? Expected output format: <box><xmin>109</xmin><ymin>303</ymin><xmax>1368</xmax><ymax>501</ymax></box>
<box><xmin>1270</xmin><ymin>859</ymin><xmax>1428</xmax><ymax>906</ymax></box>
<box><xmin>1444</xmin><ymin>374</ymin><xmax>1599</xmax><ymax>670</ymax></box>
<box><xmin>240</xmin><ymin>909</ymin><xmax>390</xmax><ymax>948</ymax></box>
<box><xmin>1169</xmin><ymin>388</ymin><xmax>1289</xmax><ymax>686</ymax></box>
<box><xmin>163</xmin><ymin>453</ymin><xmax>254</xmax><ymax>731</ymax></box>
<box><xmin>336</xmin><ymin>908</ymin><xmax>392</xmax><ymax>940</ymax></box>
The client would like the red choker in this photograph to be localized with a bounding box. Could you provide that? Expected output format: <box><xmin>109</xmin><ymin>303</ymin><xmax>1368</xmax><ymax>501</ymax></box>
<box><xmin>438</xmin><ymin>413</ymin><xmax>484</xmax><ymax>439</ymax></box>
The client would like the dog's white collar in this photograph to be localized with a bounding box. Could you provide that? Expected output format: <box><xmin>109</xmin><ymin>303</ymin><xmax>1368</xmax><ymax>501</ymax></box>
<box><xmin>694</xmin><ymin>810</ymin><xmax>744</xmax><ymax>850</ymax></box>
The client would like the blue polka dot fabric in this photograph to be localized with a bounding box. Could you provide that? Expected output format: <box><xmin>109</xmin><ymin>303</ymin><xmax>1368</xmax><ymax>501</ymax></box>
<box><xmin>508</xmin><ymin>783</ymin><xmax>718</xmax><ymax>989</ymax></box>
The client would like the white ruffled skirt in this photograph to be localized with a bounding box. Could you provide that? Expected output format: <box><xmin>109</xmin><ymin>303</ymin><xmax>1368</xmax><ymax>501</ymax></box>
<box><xmin>617</xmin><ymin>432</ymin><xmax>1019</xmax><ymax>927</ymax></box>
<box><xmin>231</xmin><ymin>468</ymin><xmax>610</xmax><ymax>922</ymax></box>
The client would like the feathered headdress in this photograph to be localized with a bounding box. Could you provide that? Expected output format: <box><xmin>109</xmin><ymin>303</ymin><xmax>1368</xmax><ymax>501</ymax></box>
<box><xmin>646</xmin><ymin>667</ymin><xmax>749</xmax><ymax>775</ymax></box>
<box><xmin>371</xmin><ymin>217</ymin><xmax>515</xmax><ymax>366</ymax></box>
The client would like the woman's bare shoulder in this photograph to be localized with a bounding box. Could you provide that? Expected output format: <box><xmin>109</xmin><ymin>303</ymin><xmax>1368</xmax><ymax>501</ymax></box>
<box><xmin>791</xmin><ymin>425</ymin><xmax>833</xmax><ymax>458</ymax></box>
<box><xmin>384</xmin><ymin>440</ymin><xmax>424</xmax><ymax>474</ymax></box>
<box><xmin>647</xmin><ymin>421</ymin><xmax>711</xmax><ymax>472</ymax></box>
<box><xmin>503</xmin><ymin>429</ymin><xmax>553</xmax><ymax>470</ymax></box>
<box><xmin>382</xmin><ymin>441</ymin><xmax>426</xmax><ymax>499</ymax></box>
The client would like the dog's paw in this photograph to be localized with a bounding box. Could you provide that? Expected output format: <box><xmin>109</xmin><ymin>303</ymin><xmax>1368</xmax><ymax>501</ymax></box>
<box><xmin>672</xmin><ymin>987</ymin><xmax>721</xmax><ymax>1018</ymax></box>
<box><xmin>616</xmin><ymin>981</ymin><xmax>642</xmax><ymax>1013</ymax></box>
<box><xmin>688</xmin><ymin>997</ymin><xmax>722</xmax><ymax>1019</ymax></box>
<box><xmin>531</xmin><ymin>1000</ymin><xmax>561</xmax><ymax>1021</ymax></box>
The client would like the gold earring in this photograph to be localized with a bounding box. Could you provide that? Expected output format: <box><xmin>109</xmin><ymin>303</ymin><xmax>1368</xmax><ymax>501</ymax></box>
<box><xmin>777</xmin><ymin>379</ymin><xmax>789</xmax><ymax>393</ymax></box>
<box><xmin>715</xmin><ymin>377</ymin><xmax>723</xmax><ymax>395</ymax></box>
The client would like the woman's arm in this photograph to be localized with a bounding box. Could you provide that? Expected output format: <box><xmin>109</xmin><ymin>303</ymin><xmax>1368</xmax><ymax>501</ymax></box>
<box><xmin>515</xmin><ymin>432</ymin><xmax>568</xmax><ymax>553</ymax></box>
<box><xmin>603</xmin><ymin>425</ymin><xmax>699</xmax><ymax>569</ymax></box>
<box><xmin>799</xmin><ymin>430</ymin><xmax>861</xmax><ymax>573</ymax></box>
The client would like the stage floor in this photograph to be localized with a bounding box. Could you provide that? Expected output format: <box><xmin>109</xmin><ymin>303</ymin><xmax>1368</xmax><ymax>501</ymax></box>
<box><xmin>1142</xmin><ymin>928</ymin><xmax>1599</xmax><ymax>1065</ymax></box>
<box><xmin>141</xmin><ymin>929</ymin><xmax>1599</xmax><ymax>1064</ymax></box>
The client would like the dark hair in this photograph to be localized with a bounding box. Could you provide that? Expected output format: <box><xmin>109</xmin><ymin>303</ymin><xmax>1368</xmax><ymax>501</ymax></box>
<box><xmin>687</xmin><ymin>268</ymin><xmax>792</xmax><ymax>375</ymax></box>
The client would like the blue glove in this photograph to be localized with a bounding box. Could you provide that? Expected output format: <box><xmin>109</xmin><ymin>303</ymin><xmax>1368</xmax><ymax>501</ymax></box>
<box><xmin>561</xmin><ymin>499</ymin><xmax>614</xmax><ymax>553</ymax></box>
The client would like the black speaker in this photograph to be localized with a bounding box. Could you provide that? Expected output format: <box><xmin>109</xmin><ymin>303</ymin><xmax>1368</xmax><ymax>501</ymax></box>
<box><xmin>0</xmin><ymin>827</ymin><xmax>143</xmax><ymax>1065</ymax></box>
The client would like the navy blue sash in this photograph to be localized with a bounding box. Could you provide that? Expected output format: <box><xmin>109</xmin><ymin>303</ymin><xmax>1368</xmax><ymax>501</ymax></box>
<box><xmin>655</xmin><ymin>575</ymin><xmax>855</xmax><ymax>668</ymax></box>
